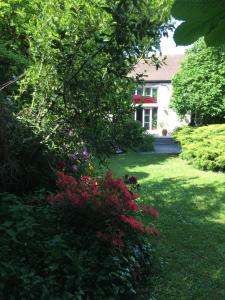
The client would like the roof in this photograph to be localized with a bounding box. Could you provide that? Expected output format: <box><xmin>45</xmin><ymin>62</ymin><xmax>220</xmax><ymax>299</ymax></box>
<box><xmin>129</xmin><ymin>54</ymin><xmax>185</xmax><ymax>82</ymax></box>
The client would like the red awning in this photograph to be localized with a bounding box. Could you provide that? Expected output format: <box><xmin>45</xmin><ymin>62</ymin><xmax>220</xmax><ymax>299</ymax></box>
<box><xmin>133</xmin><ymin>95</ymin><xmax>157</xmax><ymax>104</ymax></box>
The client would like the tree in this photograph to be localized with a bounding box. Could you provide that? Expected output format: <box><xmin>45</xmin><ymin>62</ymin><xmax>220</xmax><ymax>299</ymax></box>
<box><xmin>0</xmin><ymin>0</ymin><xmax>173</xmax><ymax>156</ymax></box>
<box><xmin>171</xmin><ymin>39</ymin><xmax>225</xmax><ymax>125</ymax></box>
<box><xmin>7</xmin><ymin>0</ymin><xmax>171</xmax><ymax>156</ymax></box>
<box><xmin>171</xmin><ymin>0</ymin><xmax>225</xmax><ymax>47</ymax></box>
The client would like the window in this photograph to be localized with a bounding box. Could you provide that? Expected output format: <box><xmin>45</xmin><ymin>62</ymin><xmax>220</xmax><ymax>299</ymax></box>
<box><xmin>135</xmin><ymin>107</ymin><xmax>158</xmax><ymax>130</ymax></box>
<box><xmin>144</xmin><ymin>87</ymin><xmax>151</xmax><ymax>96</ymax></box>
<box><xmin>136</xmin><ymin>107</ymin><xmax>143</xmax><ymax>123</ymax></box>
<box><xmin>152</xmin><ymin>107</ymin><xmax>158</xmax><ymax>129</ymax></box>
<box><xmin>152</xmin><ymin>88</ymin><xmax>158</xmax><ymax>99</ymax></box>
<box><xmin>136</xmin><ymin>87</ymin><xmax>144</xmax><ymax>95</ymax></box>
<box><xmin>144</xmin><ymin>109</ymin><xmax>150</xmax><ymax>129</ymax></box>
<box><xmin>135</xmin><ymin>86</ymin><xmax>158</xmax><ymax>98</ymax></box>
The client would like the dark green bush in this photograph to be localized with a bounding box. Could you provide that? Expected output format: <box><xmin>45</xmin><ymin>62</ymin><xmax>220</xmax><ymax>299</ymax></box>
<box><xmin>0</xmin><ymin>99</ymin><xmax>54</xmax><ymax>194</ymax></box>
<box><xmin>116</xmin><ymin>119</ymin><xmax>154</xmax><ymax>152</ymax></box>
<box><xmin>0</xmin><ymin>185</ymin><xmax>157</xmax><ymax>299</ymax></box>
<box><xmin>115</xmin><ymin>119</ymin><xmax>146</xmax><ymax>151</ymax></box>
<box><xmin>173</xmin><ymin>124</ymin><xmax>225</xmax><ymax>171</ymax></box>
<box><xmin>136</xmin><ymin>134</ymin><xmax>155</xmax><ymax>152</ymax></box>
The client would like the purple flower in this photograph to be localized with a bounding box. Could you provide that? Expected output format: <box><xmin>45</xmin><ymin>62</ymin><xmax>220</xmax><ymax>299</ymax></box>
<box><xmin>82</xmin><ymin>147</ymin><xmax>89</xmax><ymax>159</ymax></box>
<box><xmin>71</xmin><ymin>165</ymin><xmax>78</xmax><ymax>172</ymax></box>
<box><xmin>69</xmin><ymin>153</ymin><xmax>78</xmax><ymax>161</ymax></box>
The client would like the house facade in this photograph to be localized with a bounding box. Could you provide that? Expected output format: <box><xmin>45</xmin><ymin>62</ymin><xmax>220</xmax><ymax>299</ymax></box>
<box><xmin>130</xmin><ymin>54</ymin><xmax>187</xmax><ymax>135</ymax></box>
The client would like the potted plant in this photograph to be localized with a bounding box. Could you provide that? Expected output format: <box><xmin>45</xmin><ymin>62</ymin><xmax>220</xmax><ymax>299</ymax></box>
<box><xmin>162</xmin><ymin>128</ymin><xmax>167</xmax><ymax>136</ymax></box>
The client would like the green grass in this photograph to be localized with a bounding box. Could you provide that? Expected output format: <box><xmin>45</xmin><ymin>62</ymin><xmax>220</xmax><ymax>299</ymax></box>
<box><xmin>108</xmin><ymin>152</ymin><xmax>225</xmax><ymax>300</ymax></box>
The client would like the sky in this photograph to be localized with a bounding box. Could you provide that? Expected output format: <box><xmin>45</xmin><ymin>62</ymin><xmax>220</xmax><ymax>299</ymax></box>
<box><xmin>160</xmin><ymin>31</ymin><xmax>189</xmax><ymax>55</ymax></box>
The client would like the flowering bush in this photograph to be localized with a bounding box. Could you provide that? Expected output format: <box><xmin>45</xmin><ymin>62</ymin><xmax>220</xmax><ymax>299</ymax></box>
<box><xmin>55</xmin><ymin>147</ymin><xmax>94</xmax><ymax>180</ymax></box>
<box><xmin>48</xmin><ymin>170</ymin><xmax>159</xmax><ymax>248</ymax></box>
<box><xmin>1</xmin><ymin>171</ymin><xmax>160</xmax><ymax>299</ymax></box>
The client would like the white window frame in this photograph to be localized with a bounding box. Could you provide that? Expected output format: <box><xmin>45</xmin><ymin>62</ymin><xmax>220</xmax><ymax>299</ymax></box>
<box><xmin>135</xmin><ymin>86</ymin><xmax>158</xmax><ymax>99</ymax></box>
<box><xmin>143</xmin><ymin>108</ymin><xmax>153</xmax><ymax>130</ymax></box>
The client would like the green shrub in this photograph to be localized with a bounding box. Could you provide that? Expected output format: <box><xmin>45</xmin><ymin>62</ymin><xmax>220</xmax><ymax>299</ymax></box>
<box><xmin>136</xmin><ymin>134</ymin><xmax>155</xmax><ymax>152</ymax></box>
<box><xmin>0</xmin><ymin>99</ymin><xmax>54</xmax><ymax>194</ymax></box>
<box><xmin>116</xmin><ymin>119</ymin><xmax>145</xmax><ymax>150</ymax></box>
<box><xmin>0</xmin><ymin>171</ymin><xmax>159</xmax><ymax>299</ymax></box>
<box><xmin>115</xmin><ymin>119</ymin><xmax>154</xmax><ymax>152</ymax></box>
<box><xmin>173</xmin><ymin>124</ymin><xmax>225</xmax><ymax>171</ymax></box>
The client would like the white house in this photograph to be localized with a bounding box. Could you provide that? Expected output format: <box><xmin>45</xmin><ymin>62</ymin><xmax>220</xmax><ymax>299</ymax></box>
<box><xmin>130</xmin><ymin>54</ymin><xmax>187</xmax><ymax>135</ymax></box>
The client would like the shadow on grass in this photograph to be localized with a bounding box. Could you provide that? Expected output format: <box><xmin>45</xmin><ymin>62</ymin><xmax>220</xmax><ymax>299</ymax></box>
<box><xmin>109</xmin><ymin>152</ymin><xmax>225</xmax><ymax>298</ymax></box>
<box><xmin>140</xmin><ymin>176</ymin><xmax>225</xmax><ymax>299</ymax></box>
<box><xmin>141</xmin><ymin>176</ymin><xmax>225</xmax><ymax>221</ymax></box>
<box><xmin>109</xmin><ymin>152</ymin><xmax>177</xmax><ymax>180</ymax></box>
<box><xmin>110</xmin><ymin>152</ymin><xmax>225</xmax><ymax>299</ymax></box>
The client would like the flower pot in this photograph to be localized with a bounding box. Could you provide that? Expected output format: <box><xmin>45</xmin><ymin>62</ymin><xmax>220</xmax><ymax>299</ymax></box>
<box><xmin>162</xmin><ymin>129</ymin><xmax>167</xmax><ymax>136</ymax></box>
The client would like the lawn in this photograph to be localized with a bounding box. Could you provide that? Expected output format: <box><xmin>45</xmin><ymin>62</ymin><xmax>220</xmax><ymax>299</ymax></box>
<box><xmin>108</xmin><ymin>152</ymin><xmax>225</xmax><ymax>300</ymax></box>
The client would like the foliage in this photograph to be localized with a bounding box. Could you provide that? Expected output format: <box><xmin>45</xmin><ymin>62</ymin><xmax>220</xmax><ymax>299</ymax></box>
<box><xmin>0</xmin><ymin>0</ymin><xmax>172</xmax><ymax>156</ymax></box>
<box><xmin>115</xmin><ymin>119</ymin><xmax>154</xmax><ymax>152</ymax></box>
<box><xmin>136</xmin><ymin>133</ymin><xmax>155</xmax><ymax>152</ymax></box>
<box><xmin>0</xmin><ymin>0</ymin><xmax>32</xmax><ymax>96</ymax></box>
<box><xmin>0</xmin><ymin>99</ymin><xmax>54</xmax><ymax>194</ymax></box>
<box><xmin>48</xmin><ymin>171</ymin><xmax>160</xmax><ymax>242</ymax></box>
<box><xmin>171</xmin><ymin>39</ymin><xmax>225</xmax><ymax>125</ymax></box>
<box><xmin>173</xmin><ymin>124</ymin><xmax>225</xmax><ymax>171</ymax></box>
<box><xmin>109</xmin><ymin>151</ymin><xmax>225</xmax><ymax>299</ymax></box>
<box><xmin>0</xmin><ymin>171</ymin><xmax>160</xmax><ymax>299</ymax></box>
<box><xmin>172</xmin><ymin>0</ymin><xmax>225</xmax><ymax>47</ymax></box>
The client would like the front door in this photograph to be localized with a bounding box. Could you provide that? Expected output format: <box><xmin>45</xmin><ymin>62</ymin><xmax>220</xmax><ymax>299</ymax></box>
<box><xmin>143</xmin><ymin>108</ymin><xmax>158</xmax><ymax>130</ymax></box>
<box><xmin>135</xmin><ymin>107</ymin><xmax>158</xmax><ymax>131</ymax></box>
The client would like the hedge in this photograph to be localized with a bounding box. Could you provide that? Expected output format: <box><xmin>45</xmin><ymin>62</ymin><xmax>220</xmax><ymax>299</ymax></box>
<box><xmin>173</xmin><ymin>124</ymin><xmax>225</xmax><ymax>172</ymax></box>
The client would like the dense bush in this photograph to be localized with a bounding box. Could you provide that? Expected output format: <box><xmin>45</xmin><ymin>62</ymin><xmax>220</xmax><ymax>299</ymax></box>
<box><xmin>136</xmin><ymin>133</ymin><xmax>155</xmax><ymax>152</ymax></box>
<box><xmin>0</xmin><ymin>172</ymin><xmax>160</xmax><ymax>299</ymax></box>
<box><xmin>173</xmin><ymin>124</ymin><xmax>225</xmax><ymax>171</ymax></box>
<box><xmin>0</xmin><ymin>99</ymin><xmax>54</xmax><ymax>194</ymax></box>
<box><xmin>113</xmin><ymin>119</ymin><xmax>154</xmax><ymax>153</ymax></box>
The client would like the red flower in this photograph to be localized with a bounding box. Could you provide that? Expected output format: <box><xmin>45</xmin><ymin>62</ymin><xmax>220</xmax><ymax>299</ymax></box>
<box><xmin>126</xmin><ymin>200</ymin><xmax>139</xmax><ymax>212</ymax></box>
<box><xmin>119</xmin><ymin>214</ymin><xmax>145</xmax><ymax>233</ymax></box>
<box><xmin>81</xmin><ymin>175</ymin><xmax>89</xmax><ymax>181</ymax></box>
<box><xmin>141</xmin><ymin>205</ymin><xmax>159</xmax><ymax>218</ymax></box>
<box><xmin>145</xmin><ymin>226</ymin><xmax>160</xmax><ymax>235</ymax></box>
<box><xmin>56</xmin><ymin>161</ymin><xmax>66</xmax><ymax>170</ymax></box>
<box><xmin>96</xmin><ymin>232</ymin><xmax>125</xmax><ymax>247</ymax></box>
<box><xmin>149</xmin><ymin>207</ymin><xmax>160</xmax><ymax>218</ymax></box>
<box><xmin>48</xmin><ymin>193</ymin><xmax>64</xmax><ymax>204</ymax></box>
<box><xmin>129</xmin><ymin>176</ymin><xmax>137</xmax><ymax>184</ymax></box>
<box><xmin>141</xmin><ymin>205</ymin><xmax>149</xmax><ymax>214</ymax></box>
<box><xmin>56</xmin><ymin>172</ymin><xmax>77</xmax><ymax>190</ymax></box>
<box><xmin>132</xmin><ymin>193</ymin><xmax>139</xmax><ymax>200</ymax></box>
<box><xmin>111</xmin><ymin>237</ymin><xmax>125</xmax><ymax>247</ymax></box>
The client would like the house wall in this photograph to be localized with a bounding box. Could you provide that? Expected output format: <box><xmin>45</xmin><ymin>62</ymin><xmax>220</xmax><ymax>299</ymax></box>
<box><xmin>156</xmin><ymin>83</ymin><xmax>183</xmax><ymax>135</ymax></box>
<box><xmin>134</xmin><ymin>82</ymin><xmax>188</xmax><ymax>135</ymax></box>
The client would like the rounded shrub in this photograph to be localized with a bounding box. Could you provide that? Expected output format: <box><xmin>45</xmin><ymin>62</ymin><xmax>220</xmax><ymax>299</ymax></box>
<box><xmin>173</xmin><ymin>124</ymin><xmax>225</xmax><ymax>172</ymax></box>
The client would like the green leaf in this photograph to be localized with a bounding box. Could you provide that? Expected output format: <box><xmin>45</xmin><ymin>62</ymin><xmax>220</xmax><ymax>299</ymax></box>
<box><xmin>173</xmin><ymin>21</ymin><xmax>209</xmax><ymax>46</ymax></box>
<box><xmin>205</xmin><ymin>18</ymin><xmax>225</xmax><ymax>47</ymax></box>
<box><xmin>172</xmin><ymin>0</ymin><xmax>225</xmax><ymax>47</ymax></box>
